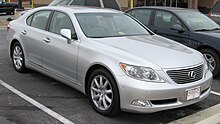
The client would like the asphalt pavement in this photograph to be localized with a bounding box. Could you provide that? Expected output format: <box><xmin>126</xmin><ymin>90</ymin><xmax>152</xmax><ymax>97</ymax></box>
<box><xmin>0</xmin><ymin>29</ymin><xmax>220</xmax><ymax>124</ymax></box>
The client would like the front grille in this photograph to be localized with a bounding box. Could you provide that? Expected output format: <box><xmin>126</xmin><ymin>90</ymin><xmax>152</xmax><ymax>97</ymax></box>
<box><xmin>167</xmin><ymin>64</ymin><xmax>203</xmax><ymax>84</ymax></box>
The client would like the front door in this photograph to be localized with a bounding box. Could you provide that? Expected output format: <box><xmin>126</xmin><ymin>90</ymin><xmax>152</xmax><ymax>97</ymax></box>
<box><xmin>150</xmin><ymin>10</ymin><xmax>189</xmax><ymax>46</ymax></box>
<box><xmin>43</xmin><ymin>11</ymin><xmax>79</xmax><ymax>84</ymax></box>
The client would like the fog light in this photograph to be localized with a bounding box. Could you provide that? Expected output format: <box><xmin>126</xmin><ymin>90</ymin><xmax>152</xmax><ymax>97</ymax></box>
<box><xmin>131</xmin><ymin>99</ymin><xmax>151</xmax><ymax>107</ymax></box>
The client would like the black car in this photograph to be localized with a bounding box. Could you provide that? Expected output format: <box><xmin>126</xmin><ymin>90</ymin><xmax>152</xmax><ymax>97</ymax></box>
<box><xmin>126</xmin><ymin>7</ymin><xmax>220</xmax><ymax>76</ymax></box>
<box><xmin>0</xmin><ymin>0</ymin><xmax>18</xmax><ymax>15</ymax></box>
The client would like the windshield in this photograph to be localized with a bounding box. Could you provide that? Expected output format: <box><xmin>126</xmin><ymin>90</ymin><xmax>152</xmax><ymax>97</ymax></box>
<box><xmin>75</xmin><ymin>13</ymin><xmax>150</xmax><ymax>38</ymax></box>
<box><xmin>176</xmin><ymin>11</ymin><xmax>220</xmax><ymax>31</ymax></box>
<box><xmin>49</xmin><ymin>0</ymin><xmax>71</xmax><ymax>6</ymax></box>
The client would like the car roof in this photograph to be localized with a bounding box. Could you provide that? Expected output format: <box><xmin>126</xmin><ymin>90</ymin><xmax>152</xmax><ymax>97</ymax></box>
<box><xmin>129</xmin><ymin>6</ymin><xmax>198</xmax><ymax>13</ymax></box>
<box><xmin>36</xmin><ymin>5</ymin><xmax>122</xmax><ymax>13</ymax></box>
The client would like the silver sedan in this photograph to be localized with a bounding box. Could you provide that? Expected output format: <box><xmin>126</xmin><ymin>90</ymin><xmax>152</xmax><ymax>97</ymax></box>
<box><xmin>7</xmin><ymin>6</ymin><xmax>213</xmax><ymax>116</ymax></box>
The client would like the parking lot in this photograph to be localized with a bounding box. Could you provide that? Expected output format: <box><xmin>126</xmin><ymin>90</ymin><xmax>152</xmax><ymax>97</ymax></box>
<box><xmin>0</xmin><ymin>28</ymin><xmax>220</xmax><ymax>124</ymax></box>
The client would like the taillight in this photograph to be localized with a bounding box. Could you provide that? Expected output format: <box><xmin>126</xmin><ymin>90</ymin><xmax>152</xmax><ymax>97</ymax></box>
<box><xmin>7</xmin><ymin>24</ymin><xmax>10</xmax><ymax>32</ymax></box>
<box><xmin>208</xmin><ymin>13</ymin><xmax>211</xmax><ymax>17</ymax></box>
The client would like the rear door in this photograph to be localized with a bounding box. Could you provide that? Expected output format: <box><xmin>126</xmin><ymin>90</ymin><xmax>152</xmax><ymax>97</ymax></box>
<box><xmin>150</xmin><ymin>10</ymin><xmax>189</xmax><ymax>45</ymax></box>
<box><xmin>210</xmin><ymin>1</ymin><xmax>220</xmax><ymax>24</ymax></box>
<box><xmin>43</xmin><ymin>11</ymin><xmax>79</xmax><ymax>84</ymax></box>
<box><xmin>20</xmin><ymin>10</ymin><xmax>52</xmax><ymax>67</ymax></box>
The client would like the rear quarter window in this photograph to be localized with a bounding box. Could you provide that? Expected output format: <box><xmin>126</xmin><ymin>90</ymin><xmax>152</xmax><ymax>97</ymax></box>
<box><xmin>102</xmin><ymin>0</ymin><xmax>120</xmax><ymax>10</ymax></box>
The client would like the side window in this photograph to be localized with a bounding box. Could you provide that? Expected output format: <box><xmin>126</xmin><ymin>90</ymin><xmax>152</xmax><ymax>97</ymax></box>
<box><xmin>49</xmin><ymin>11</ymin><xmax>75</xmax><ymax>37</ymax></box>
<box><xmin>212</xmin><ymin>1</ymin><xmax>220</xmax><ymax>14</ymax></box>
<box><xmin>102</xmin><ymin>0</ymin><xmax>120</xmax><ymax>10</ymax></box>
<box><xmin>154</xmin><ymin>10</ymin><xmax>181</xmax><ymax>28</ymax></box>
<box><xmin>85</xmin><ymin>0</ymin><xmax>101</xmax><ymax>7</ymax></box>
<box><xmin>26</xmin><ymin>15</ymin><xmax>33</xmax><ymax>26</ymax></box>
<box><xmin>71</xmin><ymin>0</ymin><xmax>85</xmax><ymax>6</ymax></box>
<box><xmin>129</xmin><ymin>9</ymin><xmax>152</xmax><ymax>26</ymax></box>
<box><xmin>57</xmin><ymin>0</ymin><xmax>71</xmax><ymax>5</ymax></box>
<box><xmin>31</xmin><ymin>11</ymin><xmax>51</xmax><ymax>30</ymax></box>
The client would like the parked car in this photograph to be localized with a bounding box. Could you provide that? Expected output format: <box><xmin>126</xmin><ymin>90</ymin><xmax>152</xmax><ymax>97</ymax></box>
<box><xmin>0</xmin><ymin>0</ymin><xmax>18</xmax><ymax>15</ymax></box>
<box><xmin>7</xmin><ymin>6</ymin><xmax>212</xmax><ymax>116</ymax></box>
<box><xmin>208</xmin><ymin>0</ymin><xmax>220</xmax><ymax>25</ymax></box>
<box><xmin>49</xmin><ymin>0</ymin><xmax>121</xmax><ymax>10</ymax></box>
<box><xmin>126</xmin><ymin>7</ymin><xmax>220</xmax><ymax>76</ymax></box>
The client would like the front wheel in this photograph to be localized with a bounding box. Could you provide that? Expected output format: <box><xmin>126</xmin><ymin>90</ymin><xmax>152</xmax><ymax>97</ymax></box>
<box><xmin>88</xmin><ymin>68</ymin><xmax>120</xmax><ymax>116</ymax></box>
<box><xmin>12</xmin><ymin>42</ymin><xmax>27</xmax><ymax>73</ymax></box>
<box><xmin>201</xmin><ymin>49</ymin><xmax>220</xmax><ymax>76</ymax></box>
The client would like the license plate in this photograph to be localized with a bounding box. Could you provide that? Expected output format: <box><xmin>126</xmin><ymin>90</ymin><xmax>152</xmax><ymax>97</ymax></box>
<box><xmin>186</xmin><ymin>87</ymin><xmax>201</xmax><ymax>101</ymax></box>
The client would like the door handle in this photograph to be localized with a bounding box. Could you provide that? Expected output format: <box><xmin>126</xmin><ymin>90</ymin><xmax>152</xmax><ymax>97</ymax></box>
<box><xmin>21</xmin><ymin>30</ymin><xmax>27</xmax><ymax>35</ymax></box>
<box><xmin>43</xmin><ymin>37</ymin><xmax>51</xmax><ymax>43</ymax></box>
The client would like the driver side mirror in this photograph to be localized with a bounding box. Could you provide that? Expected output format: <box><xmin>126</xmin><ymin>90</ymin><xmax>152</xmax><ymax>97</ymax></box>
<box><xmin>170</xmin><ymin>24</ymin><xmax>185</xmax><ymax>33</ymax></box>
<box><xmin>60</xmin><ymin>29</ymin><xmax>77</xmax><ymax>44</ymax></box>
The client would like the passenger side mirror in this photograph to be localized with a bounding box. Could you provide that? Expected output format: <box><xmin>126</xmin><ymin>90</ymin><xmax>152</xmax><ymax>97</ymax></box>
<box><xmin>60</xmin><ymin>29</ymin><xmax>76</xmax><ymax>44</ymax></box>
<box><xmin>170</xmin><ymin>24</ymin><xmax>185</xmax><ymax>33</ymax></box>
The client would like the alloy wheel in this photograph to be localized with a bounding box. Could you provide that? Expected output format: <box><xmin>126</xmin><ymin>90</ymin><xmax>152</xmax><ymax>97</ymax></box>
<box><xmin>203</xmin><ymin>53</ymin><xmax>216</xmax><ymax>72</ymax></box>
<box><xmin>90</xmin><ymin>75</ymin><xmax>113</xmax><ymax>111</ymax></box>
<box><xmin>13</xmin><ymin>45</ymin><xmax>23</xmax><ymax>70</ymax></box>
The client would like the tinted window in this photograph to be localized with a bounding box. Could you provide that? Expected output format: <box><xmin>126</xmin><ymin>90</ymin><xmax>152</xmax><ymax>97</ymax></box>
<box><xmin>26</xmin><ymin>15</ymin><xmax>33</xmax><ymax>26</ymax></box>
<box><xmin>31</xmin><ymin>11</ymin><xmax>51</xmax><ymax>30</ymax></box>
<box><xmin>49</xmin><ymin>12</ymin><xmax>75</xmax><ymax>37</ymax></box>
<box><xmin>85</xmin><ymin>0</ymin><xmax>100</xmax><ymax>7</ymax></box>
<box><xmin>212</xmin><ymin>1</ymin><xmax>220</xmax><ymax>14</ymax></box>
<box><xmin>71</xmin><ymin>0</ymin><xmax>85</xmax><ymax>6</ymax></box>
<box><xmin>103</xmin><ymin>0</ymin><xmax>120</xmax><ymax>10</ymax></box>
<box><xmin>154</xmin><ymin>10</ymin><xmax>181</xmax><ymax>28</ymax></box>
<box><xmin>129</xmin><ymin>9</ymin><xmax>152</xmax><ymax>26</ymax></box>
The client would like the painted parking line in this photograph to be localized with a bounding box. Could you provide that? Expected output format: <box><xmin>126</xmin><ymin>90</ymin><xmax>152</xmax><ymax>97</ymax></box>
<box><xmin>211</xmin><ymin>91</ymin><xmax>220</xmax><ymax>96</ymax></box>
<box><xmin>168</xmin><ymin>103</ymin><xmax>220</xmax><ymax>124</ymax></box>
<box><xmin>0</xmin><ymin>79</ymin><xmax>75</xmax><ymax>124</ymax></box>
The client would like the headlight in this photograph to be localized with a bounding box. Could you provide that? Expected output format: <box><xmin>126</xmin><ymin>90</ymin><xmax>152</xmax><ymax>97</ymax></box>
<box><xmin>120</xmin><ymin>63</ymin><xmax>165</xmax><ymax>83</ymax></box>
<box><xmin>202</xmin><ymin>55</ymin><xmax>209</xmax><ymax>74</ymax></box>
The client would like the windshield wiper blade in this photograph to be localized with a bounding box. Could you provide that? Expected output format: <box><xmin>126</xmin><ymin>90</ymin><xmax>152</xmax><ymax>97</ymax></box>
<box><xmin>194</xmin><ymin>29</ymin><xmax>211</xmax><ymax>31</ymax></box>
<box><xmin>210</xmin><ymin>28</ymin><xmax>220</xmax><ymax>31</ymax></box>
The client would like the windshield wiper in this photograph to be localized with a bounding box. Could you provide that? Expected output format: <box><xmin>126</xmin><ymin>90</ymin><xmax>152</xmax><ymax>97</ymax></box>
<box><xmin>210</xmin><ymin>28</ymin><xmax>220</xmax><ymax>31</ymax></box>
<box><xmin>194</xmin><ymin>29</ymin><xmax>211</xmax><ymax>31</ymax></box>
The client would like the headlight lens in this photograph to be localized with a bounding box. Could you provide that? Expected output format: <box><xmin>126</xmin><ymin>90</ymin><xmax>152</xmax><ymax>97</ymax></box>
<box><xmin>202</xmin><ymin>55</ymin><xmax>209</xmax><ymax>74</ymax></box>
<box><xmin>120</xmin><ymin>63</ymin><xmax>165</xmax><ymax>83</ymax></box>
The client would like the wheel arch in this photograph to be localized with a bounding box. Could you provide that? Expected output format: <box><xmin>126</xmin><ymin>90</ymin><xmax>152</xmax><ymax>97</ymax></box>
<box><xmin>197</xmin><ymin>45</ymin><xmax>220</xmax><ymax>56</ymax></box>
<box><xmin>84</xmin><ymin>63</ymin><xmax>120</xmax><ymax>96</ymax></box>
<box><xmin>10</xmin><ymin>39</ymin><xmax>20</xmax><ymax>58</ymax></box>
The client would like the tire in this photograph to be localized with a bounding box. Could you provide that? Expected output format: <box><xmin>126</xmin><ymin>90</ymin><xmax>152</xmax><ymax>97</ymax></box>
<box><xmin>12</xmin><ymin>42</ymin><xmax>28</xmax><ymax>73</ymax></box>
<box><xmin>200</xmin><ymin>48</ymin><xmax>220</xmax><ymax>76</ymax></box>
<box><xmin>88</xmin><ymin>68</ymin><xmax>120</xmax><ymax>116</ymax></box>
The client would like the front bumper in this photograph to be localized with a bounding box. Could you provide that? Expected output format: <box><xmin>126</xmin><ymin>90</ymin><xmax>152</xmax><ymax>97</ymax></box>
<box><xmin>116</xmin><ymin>70</ymin><xmax>213</xmax><ymax>113</ymax></box>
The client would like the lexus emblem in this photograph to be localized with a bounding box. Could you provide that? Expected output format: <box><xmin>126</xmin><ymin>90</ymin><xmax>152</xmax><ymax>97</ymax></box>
<box><xmin>188</xmin><ymin>71</ymin><xmax>196</xmax><ymax>79</ymax></box>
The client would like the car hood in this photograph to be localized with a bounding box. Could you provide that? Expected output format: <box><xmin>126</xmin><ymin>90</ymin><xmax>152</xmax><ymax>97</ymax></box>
<box><xmin>194</xmin><ymin>31</ymin><xmax>220</xmax><ymax>38</ymax></box>
<box><xmin>91</xmin><ymin>35</ymin><xmax>203</xmax><ymax>69</ymax></box>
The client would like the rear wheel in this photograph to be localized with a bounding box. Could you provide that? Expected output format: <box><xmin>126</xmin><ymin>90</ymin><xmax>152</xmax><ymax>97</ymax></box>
<box><xmin>12</xmin><ymin>42</ymin><xmax>27</xmax><ymax>73</ymax></box>
<box><xmin>88</xmin><ymin>68</ymin><xmax>120</xmax><ymax>116</ymax></box>
<box><xmin>201</xmin><ymin>49</ymin><xmax>220</xmax><ymax>76</ymax></box>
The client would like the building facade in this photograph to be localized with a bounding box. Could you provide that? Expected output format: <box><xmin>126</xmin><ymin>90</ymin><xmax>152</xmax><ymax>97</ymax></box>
<box><xmin>6</xmin><ymin>0</ymin><xmax>218</xmax><ymax>13</ymax></box>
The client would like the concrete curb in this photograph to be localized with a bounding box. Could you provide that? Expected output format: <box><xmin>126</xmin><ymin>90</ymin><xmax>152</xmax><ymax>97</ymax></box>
<box><xmin>169</xmin><ymin>103</ymin><xmax>220</xmax><ymax>124</ymax></box>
